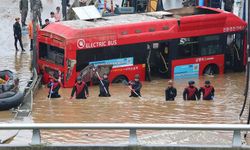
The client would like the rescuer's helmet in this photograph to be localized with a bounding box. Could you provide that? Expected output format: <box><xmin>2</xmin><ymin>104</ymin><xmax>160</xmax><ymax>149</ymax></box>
<box><xmin>53</xmin><ymin>73</ymin><xmax>59</xmax><ymax>80</ymax></box>
<box><xmin>77</xmin><ymin>76</ymin><xmax>82</xmax><ymax>82</ymax></box>
<box><xmin>188</xmin><ymin>80</ymin><xmax>195</xmax><ymax>85</ymax></box>
<box><xmin>205</xmin><ymin>80</ymin><xmax>211</xmax><ymax>85</ymax></box>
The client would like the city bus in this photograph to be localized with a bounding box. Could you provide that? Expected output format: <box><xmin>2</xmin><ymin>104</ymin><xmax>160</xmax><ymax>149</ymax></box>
<box><xmin>37</xmin><ymin>6</ymin><xmax>247</xmax><ymax>87</ymax></box>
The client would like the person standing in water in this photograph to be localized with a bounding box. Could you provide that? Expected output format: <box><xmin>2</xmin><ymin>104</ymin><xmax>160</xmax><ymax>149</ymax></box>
<box><xmin>129</xmin><ymin>74</ymin><xmax>142</xmax><ymax>97</ymax></box>
<box><xmin>71</xmin><ymin>76</ymin><xmax>89</xmax><ymax>99</ymax></box>
<box><xmin>183</xmin><ymin>81</ymin><xmax>200</xmax><ymax>100</ymax></box>
<box><xmin>199</xmin><ymin>80</ymin><xmax>215</xmax><ymax>100</ymax></box>
<box><xmin>98</xmin><ymin>73</ymin><xmax>111</xmax><ymax>97</ymax></box>
<box><xmin>165</xmin><ymin>80</ymin><xmax>177</xmax><ymax>101</ymax></box>
<box><xmin>47</xmin><ymin>74</ymin><xmax>61</xmax><ymax>98</ymax></box>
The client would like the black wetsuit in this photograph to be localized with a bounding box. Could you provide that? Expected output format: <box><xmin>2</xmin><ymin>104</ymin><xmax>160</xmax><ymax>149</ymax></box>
<box><xmin>99</xmin><ymin>78</ymin><xmax>111</xmax><ymax>97</ymax></box>
<box><xmin>183</xmin><ymin>86</ymin><xmax>200</xmax><ymax>100</ymax></box>
<box><xmin>71</xmin><ymin>82</ymin><xmax>88</xmax><ymax>99</ymax></box>
<box><xmin>129</xmin><ymin>80</ymin><xmax>142</xmax><ymax>97</ymax></box>
<box><xmin>13</xmin><ymin>22</ymin><xmax>24</xmax><ymax>51</ymax></box>
<box><xmin>199</xmin><ymin>86</ymin><xmax>215</xmax><ymax>100</ymax></box>
<box><xmin>165</xmin><ymin>87</ymin><xmax>177</xmax><ymax>101</ymax></box>
<box><xmin>47</xmin><ymin>80</ymin><xmax>61</xmax><ymax>98</ymax></box>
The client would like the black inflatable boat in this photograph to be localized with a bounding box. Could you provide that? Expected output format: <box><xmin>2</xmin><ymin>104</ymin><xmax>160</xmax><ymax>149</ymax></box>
<box><xmin>0</xmin><ymin>70</ymin><xmax>23</xmax><ymax>111</ymax></box>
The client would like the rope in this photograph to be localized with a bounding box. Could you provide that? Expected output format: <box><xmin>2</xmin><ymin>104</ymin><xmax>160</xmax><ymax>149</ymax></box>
<box><xmin>159</xmin><ymin>52</ymin><xmax>168</xmax><ymax>73</ymax></box>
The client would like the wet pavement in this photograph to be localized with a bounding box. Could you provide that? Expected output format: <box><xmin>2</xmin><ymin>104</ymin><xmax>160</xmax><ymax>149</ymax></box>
<box><xmin>0</xmin><ymin>0</ymin><xmax>249</xmax><ymax>145</ymax></box>
<box><xmin>0</xmin><ymin>0</ymin><xmax>31</xmax><ymax>90</ymax></box>
<box><xmin>0</xmin><ymin>0</ymin><xmax>64</xmax><ymax>90</ymax></box>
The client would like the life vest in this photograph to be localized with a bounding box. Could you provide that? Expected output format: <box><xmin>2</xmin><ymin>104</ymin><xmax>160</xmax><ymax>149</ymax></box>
<box><xmin>75</xmin><ymin>82</ymin><xmax>85</xmax><ymax>96</ymax></box>
<box><xmin>187</xmin><ymin>86</ymin><xmax>197</xmax><ymax>99</ymax></box>
<box><xmin>52</xmin><ymin>82</ymin><xmax>59</xmax><ymax>90</ymax></box>
<box><xmin>203</xmin><ymin>86</ymin><xmax>214</xmax><ymax>98</ymax></box>
<box><xmin>48</xmin><ymin>81</ymin><xmax>59</xmax><ymax>93</ymax></box>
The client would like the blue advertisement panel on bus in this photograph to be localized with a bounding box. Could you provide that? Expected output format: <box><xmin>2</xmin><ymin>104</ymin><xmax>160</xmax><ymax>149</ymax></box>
<box><xmin>89</xmin><ymin>57</ymin><xmax>134</xmax><ymax>68</ymax></box>
<box><xmin>174</xmin><ymin>64</ymin><xmax>199</xmax><ymax>79</ymax></box>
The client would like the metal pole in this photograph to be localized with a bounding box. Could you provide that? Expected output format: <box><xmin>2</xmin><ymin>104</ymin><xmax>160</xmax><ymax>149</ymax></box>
<box><xmin>129</xmin><ymin>129</ymin><xmax>138</xmax><ymax>145</ymax></box>
<box><xmin>32</xmin><ymin>1</ymin><xmax>38</xmax><ymax>70</ymax></box>
<box><xmin>31</xmin><ymin>129</ymin><xmax>41</xmax><ymax>145</ymax></box>
<box><xmin>239</xmin><ymin>0</ymin><xmax>249</xmax><ymax>119</ymax></box>
<box><xmin>246</xmin><ymin>0</ymin><xmax>250</xmax><ymax>125</ymax></box>
<box><xmin>232</xmin><ymin>130</ymin><xmax>242</xmax><ymax>147</ymax></box>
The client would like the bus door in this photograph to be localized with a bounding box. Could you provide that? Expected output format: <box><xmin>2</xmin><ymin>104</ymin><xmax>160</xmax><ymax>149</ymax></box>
<box><xmin>146</xmin><ymin>42</ymin><xmax>170</xmax><ymax>79</ymax></box>
<box><xmin>225</xmin><ymin>32</ymin><xmax>245</xmax><ymax>72</ymax></box>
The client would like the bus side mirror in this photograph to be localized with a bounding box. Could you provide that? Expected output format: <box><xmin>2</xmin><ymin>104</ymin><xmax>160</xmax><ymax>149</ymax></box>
<box><xmin>66</xmin><ymin>59</ymin><xmax>77</xmax><ymax>81</ymax></box>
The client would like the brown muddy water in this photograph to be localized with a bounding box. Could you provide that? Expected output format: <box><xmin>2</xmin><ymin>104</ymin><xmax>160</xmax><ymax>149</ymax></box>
<box><xmin>33</xmin><ymin>73</ymin><xmax>246</xmax><ymax>124</ymax></box>
<box><xmin>30</xmin><ymin>72</ymin><xmax>248</xmax><ymax>144</ymax></box>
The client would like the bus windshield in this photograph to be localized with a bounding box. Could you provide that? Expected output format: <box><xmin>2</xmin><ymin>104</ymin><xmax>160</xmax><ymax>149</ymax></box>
<box><xmin>39</xmin><ymin>42</ymin><xmax>64</xmax><ymax>66</ymax></box>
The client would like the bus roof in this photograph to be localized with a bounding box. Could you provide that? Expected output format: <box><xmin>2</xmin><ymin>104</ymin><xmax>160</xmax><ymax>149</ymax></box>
<box><xmin>40</xmin><ymin>6</ymin><xmax>247</xmax><ymax>40</ymax></box>
<box><xmin>60</xmin><ymin>11</ymin><xmax>172</xmax><ymax>29</ymax></box>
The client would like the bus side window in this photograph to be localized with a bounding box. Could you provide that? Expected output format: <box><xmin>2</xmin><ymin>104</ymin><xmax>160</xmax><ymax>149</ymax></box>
<box><xmin>235</xmin><ymin>32</ymin><xmax>243</xmax><ymax>52</ymax></box>
<box><xmin>177</xmin><ymin>37</ymin><xmax>199</xmax><ymax>58</ymax></box>
<box><xmin>199</xmin><ymin>34</ymin><xmax>223</xmax><ymax>56</ymax></box>
<box><xmin>39</xmin><ymin>42</ymin><xmax>64</xmax><ymax>66</ymax></box>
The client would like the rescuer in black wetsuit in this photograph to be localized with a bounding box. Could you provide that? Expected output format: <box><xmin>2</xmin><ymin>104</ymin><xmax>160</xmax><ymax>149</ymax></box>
<box><xmin>165</xmin><ymin>80</ymin><xmax>177</xmax><ymax>101</ymax></box>
<box><xmin>99</xmin><ymin>73</ymin><xmax>111</xmax><ymax>97</ymax></box>
<box><xmin>47</xmin><ymin>74</ymin><xmax>61</xmax><ymax>98</ymax></box>
<box><xmin>129</xmin><ymin>74</ymin><xmax>142</xmax><ymax>97</ymax></box>
<box><xmin>71</xmin><ymin>76</ymin><xmax>89</xmax><ymax>99</ymax></box>
<box><xmin>199</xmin><ymin>80</ymin><xmax>215</xmax><ymax>100</ymax></box>
<box><xmin>13</xmin><ymin>17</ymin><xmax>25</xmax><ymax>52</ymax></box>
<box><xmin>183</xmin><ymin>81</ymin><xmax>200</xmax><ymax>100</ymax></box>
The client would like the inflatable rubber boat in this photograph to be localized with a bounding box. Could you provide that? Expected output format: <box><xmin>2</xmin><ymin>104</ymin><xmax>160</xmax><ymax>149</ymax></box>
<box><xmin>0</xmin><ymin>70</ymin><xmax>23</xmax><ymax>111</ymax></box>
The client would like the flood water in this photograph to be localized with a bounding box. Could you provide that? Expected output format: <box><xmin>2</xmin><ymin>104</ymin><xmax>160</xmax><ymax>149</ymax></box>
<box><xmin>0</xmin><ymin>0</ymin><xmax>249</xmax><ymax>145</ymax></box>
<box><xmin>33</xmin><ymin>73</ymin><xmax>247</xmax><ymax>124</ymax></box>
<box><xmin>30</xmin><ymin>72</ymin><xmax>248</xmax><ymax>144</ymax></box>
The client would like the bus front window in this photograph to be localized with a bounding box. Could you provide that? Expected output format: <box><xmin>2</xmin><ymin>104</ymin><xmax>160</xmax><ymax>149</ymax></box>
<box><xmin>39</xmin><ymin>42</ymin><xmax>64</xmax><ymax>66</ymax></box>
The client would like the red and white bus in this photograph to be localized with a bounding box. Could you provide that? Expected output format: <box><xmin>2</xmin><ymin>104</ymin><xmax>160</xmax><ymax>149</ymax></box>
<box><xmin>37</xmin><ymin>6</ymin><xmax>247</xmax><ymax>87</ymax></box>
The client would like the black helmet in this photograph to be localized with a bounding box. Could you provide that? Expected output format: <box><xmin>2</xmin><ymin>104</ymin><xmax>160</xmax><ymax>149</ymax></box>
<box><xmin>188</xmin><ymin>80</ymin><xmax>195</xmax><ymax>85</ymax></box>
<box><xmin>205</xmin><ymin>80</ymin><xmax>210</xmax><ymax>84</ymax></box>
<box><xmin>53</xmin><ymin>73</ymin><xmax>59</xmax><ymax>80</ymax></box>
<box><xmin>135</xmin><ymin>74</ymin><xmax>140</xmax><ymax>79</ymax></box>
<box><xmin>77</xmin><ymin>76</ymin><xmax>82</xmax><ymax>81</ymax></box>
